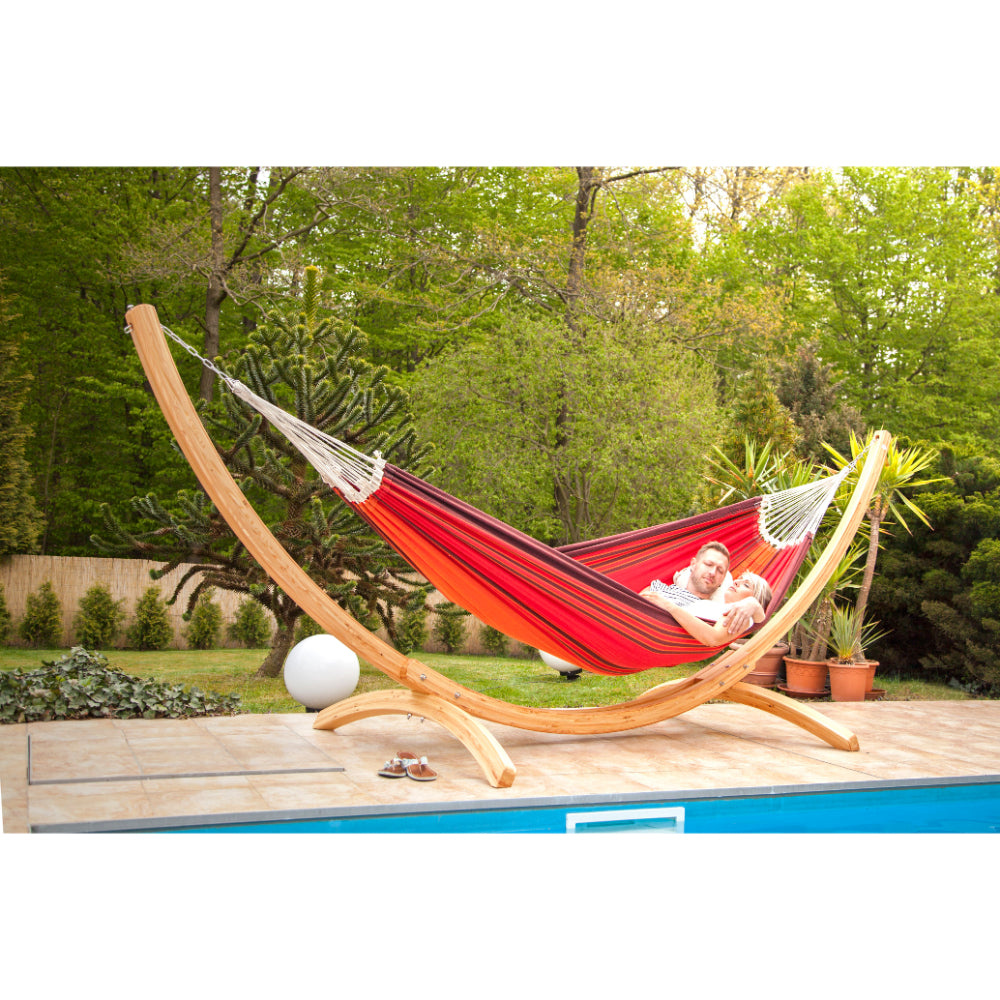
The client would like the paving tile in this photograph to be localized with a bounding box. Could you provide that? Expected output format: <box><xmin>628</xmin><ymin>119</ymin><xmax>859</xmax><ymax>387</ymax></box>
<box><xmin>141</xmin><ymin>774</ymin><xmax>270</xmax><ymax>818</ymax></box>
<box><xmin>6</xmin><ymin>700</ymin><xmax>1000</xmax><ymax>832</ymax></box>
<box><xmin>28</xmin><ymin>780</ymin><xmax>154</xmax><ymax>827</ymax></box>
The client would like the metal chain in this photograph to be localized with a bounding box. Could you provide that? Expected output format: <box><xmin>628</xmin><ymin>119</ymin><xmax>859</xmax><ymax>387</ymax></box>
<box><xmin>125</xmin><ymin>312</ymin><xmax>240</xmax><ymax>390</ymax></box>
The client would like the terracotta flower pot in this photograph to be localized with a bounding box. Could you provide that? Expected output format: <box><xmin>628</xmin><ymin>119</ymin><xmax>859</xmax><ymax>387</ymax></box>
<box><xmin>827</xmin><ymin>659</ymin><xmax>869</xmax><ymax>701</ymax></box>
<box><xmin>730</xmin><ymin>641</ymin><xmax>789</xmax><ymax>687</ymax></box>
<box><xmin>861</xmin><ymin>659</ymin><xmax>879</xmax><ymax>693</ymax></box>
<box><xmin>783</xmin><ymin>656</ymin><xmax>828</xmax><ymax>695</ymax></box>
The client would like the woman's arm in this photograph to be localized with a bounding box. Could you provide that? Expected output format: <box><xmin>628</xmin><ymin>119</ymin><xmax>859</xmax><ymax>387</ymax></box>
<box><xmin>645</xmin><ymin>594</ymin><xmax>741</xmax><ymax>646</ymax></box>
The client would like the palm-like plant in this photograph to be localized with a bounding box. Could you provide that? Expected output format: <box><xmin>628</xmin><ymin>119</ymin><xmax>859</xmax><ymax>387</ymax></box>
<box><xmin>826</xmin><ymin>603</ymin><xmax>889</xmax><ymax>664</ymax></box>
<box><xmin>795</xmin><ymin>541</ymin><xmax>866</xmax><ymax>659</ymax></box>
<box><xmin>824</xmin><ymin>430</ymin><xmax>942</xmax><ymax>640</ymax></box>
<box><xmin>702</xmin><ymin>436</ymin><xmax>814</xmax><ymax>507</ymax></box>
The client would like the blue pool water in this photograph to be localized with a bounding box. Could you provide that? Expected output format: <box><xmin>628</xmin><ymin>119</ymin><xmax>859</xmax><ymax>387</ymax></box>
<box><xmin>139</xmin><ymin>776</ymin><xmax>1000</xmax><ymax>834</ymax></box>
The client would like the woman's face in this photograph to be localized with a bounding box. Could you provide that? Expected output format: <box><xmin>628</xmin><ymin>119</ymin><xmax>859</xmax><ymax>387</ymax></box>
<box><xmin>724</xmin><ymin>575</ymin><xmax>756</xmax><ymax>604</ymax></box>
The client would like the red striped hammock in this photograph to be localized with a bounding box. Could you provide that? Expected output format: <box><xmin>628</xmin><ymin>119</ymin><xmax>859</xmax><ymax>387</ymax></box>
<box><xmin>163</xmin><ymin>325</ymin><xmax>850</xmax><ymax>677</ymax></box>
<box><xmin>355</xmin><ymin>465</ymin><xmax>816</xmax><ymax>675</ymax></box>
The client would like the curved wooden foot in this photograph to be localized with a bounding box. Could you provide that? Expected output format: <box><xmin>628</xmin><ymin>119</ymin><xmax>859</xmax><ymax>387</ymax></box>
<box><xmin>313</xmin><ymin>690</ymin><xmax>517</xmax><ymax>788</ymax></box>
<box><xmin>720</xmin><ymin>682</ymin><xmax>860</xmax><ymax>752</ymax></box>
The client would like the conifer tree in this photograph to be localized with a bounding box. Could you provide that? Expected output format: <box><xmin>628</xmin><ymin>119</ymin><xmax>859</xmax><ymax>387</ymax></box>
<box><xmin>0</xmin><ymin>272</ymin><xmax>43</xmax><ymax>556</ymax></box>
<box><xmin>94</xmin><ymin>267</ymin><xmax>433</xmax><ymax>677</ymax></box>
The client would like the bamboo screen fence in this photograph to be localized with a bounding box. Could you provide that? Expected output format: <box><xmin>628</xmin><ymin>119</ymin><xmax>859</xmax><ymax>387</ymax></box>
<box><xmin>0</xmin><ymin>555</ymin><xmax>500</xmax><ymax>655</ymax></box>
<box><xmin>0</xmin><ymin>554</ymin><xmax>266</xmax><ymax>650</ymax></box>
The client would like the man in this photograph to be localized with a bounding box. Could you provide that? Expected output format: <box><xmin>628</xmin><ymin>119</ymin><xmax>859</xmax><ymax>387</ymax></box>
<box><xmin>639</xmin><ymin>541</ymin><xmax>763</xmax><ymax>635</ymax></box>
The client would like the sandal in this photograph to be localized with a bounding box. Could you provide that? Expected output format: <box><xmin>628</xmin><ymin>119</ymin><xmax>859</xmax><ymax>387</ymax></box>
<box><xmin>405</xmin><ymin>756</ymin><xmax>437</xmax><ymax>781</ymax></box>
<box><xmin>377</xmin><ymin>757</ymin><xmax>407</xmax><ymax>778</ymax></box>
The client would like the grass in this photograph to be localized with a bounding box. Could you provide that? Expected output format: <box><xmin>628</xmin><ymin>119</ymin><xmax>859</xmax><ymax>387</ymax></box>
<box><xmin>0</xmin><ymin>644</ymin><xmax>976</xmax><ymax>716</ymax></box>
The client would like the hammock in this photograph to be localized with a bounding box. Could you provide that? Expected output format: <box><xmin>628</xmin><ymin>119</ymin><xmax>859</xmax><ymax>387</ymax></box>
<box><xmin>156</xmin><ymin>324</ymin><xmax>855</xmax><ymax>677</ymax></box>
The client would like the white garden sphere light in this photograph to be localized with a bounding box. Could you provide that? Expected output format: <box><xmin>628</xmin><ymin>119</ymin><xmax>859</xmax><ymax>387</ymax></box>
<box><xmin>539</xmin><ymin>649</ymin><xmax>583</xmax><ymax>679</ymax></box>
<box><xmin>283</xmin><ymin>633</ymin><xmax>360</xmax><ymax>710</ymax></box>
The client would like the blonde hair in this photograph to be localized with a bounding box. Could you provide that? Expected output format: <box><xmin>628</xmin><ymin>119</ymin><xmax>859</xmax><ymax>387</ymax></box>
<box><xmin>743</xmin><ymin>572</ymin><xmax>773</xmax><ymax>611</ymax></box>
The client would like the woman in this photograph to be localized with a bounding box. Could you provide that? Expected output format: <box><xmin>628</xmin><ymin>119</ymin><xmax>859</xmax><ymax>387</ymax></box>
<box><xmin>642</xmin><ymin>572</ymin><xmax>773</xmax><ymax>646</ymax></box>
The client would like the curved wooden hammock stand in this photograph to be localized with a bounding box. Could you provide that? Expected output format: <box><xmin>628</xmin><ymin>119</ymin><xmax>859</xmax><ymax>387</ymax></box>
<box><xmin>126</xmin><ymin>304</ymin><xmax>890</xmax><ymax>788</ymax></box>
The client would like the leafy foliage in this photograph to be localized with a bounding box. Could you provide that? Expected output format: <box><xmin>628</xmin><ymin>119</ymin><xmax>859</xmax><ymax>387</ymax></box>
<box><xmin>394</xmin><ymin>606</ymin><xmax>429</xmax><ymax>656</ymax></box>
<box><xmin>0</xmin><ymin>647</ymin><xmax>239</xmax><ymax>724</ymax></box>
<box><xmin>431</xmin><ymin>601</ymin><xmax>468</xmax><ymax>654</ymax></box>
<box><xmin>0</xmin><ymin>270</ymin><xmax>43</xmax><ymax>556</ymax></box>
<box><xmin>228</xmin><ymin>598</ymin><xmax>273</xmax><ymax>648</ymax></box>
<box><xmin>480</xmin><ymin>624</ymin><xmax>509</xmax><ymax>657</ymax></box>
<box><xmin>183</xmin><ymin>587</ymin><xmax>223</xmax><ymax>650</ymax></box>
<box><xmin>865</xmin><ymin>451</ymin><xmax>1000</xmax><ymax>692</ymax></box>
<box><xmin>18</xmin><ymin>580</ymin><xmax>62</xmax><ymax>647</ymax></box>
<box><xmin>72</xmin><ymin>583</ymin><xmax>126</xmax><ymax>649</ymax></box>
<box><xmin>410</xmin><ymin>310</ymin><xmax>721</xmax><ymax>545</ymax></box>
<box><xmin>0</xmin><ymin>583</ymin><xmax>11</xmax><ymax>643</ymax></box>
<box><xmin>125</xmin><ymin>586</ymin><xmax>173</xmax><ymax>650</ymax></box>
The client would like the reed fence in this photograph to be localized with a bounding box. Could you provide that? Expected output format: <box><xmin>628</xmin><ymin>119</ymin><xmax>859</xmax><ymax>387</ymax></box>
<box><xmin>0</xmin><ymin>554</ymin><xmax>266</xmax><ymax>650</ymax></box>
<box><xmin>0</xmin><ymin>554</ymin><xmax>508</xmax><ymax>656</ymax></box>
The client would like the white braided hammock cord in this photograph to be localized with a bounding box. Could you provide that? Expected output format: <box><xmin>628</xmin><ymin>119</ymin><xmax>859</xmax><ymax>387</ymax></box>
<box><xmin>151</xmin><ymin>321</ymin><xmax>863</xmax><ymax>527</ymax></box>
<box><xmin>756</xmin><ymin>460</ymin><xmax>858</xmax><ymax>550</ymax></box>
<box><xmin>157</xmin><ymin>323</ymin><xmax>385</xmax><ymax>503</ymax></box>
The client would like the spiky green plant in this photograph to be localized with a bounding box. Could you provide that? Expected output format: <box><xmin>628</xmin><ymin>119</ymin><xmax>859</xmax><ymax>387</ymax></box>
<box><xmin>826</xmin><ymin>603</ymin><xmax>889</xmax><ymax>664</ymax></box>
<box><xmin>825</xmin><ymin>431</ymin><xmax>942</xmax><ymax>630</ymax></box>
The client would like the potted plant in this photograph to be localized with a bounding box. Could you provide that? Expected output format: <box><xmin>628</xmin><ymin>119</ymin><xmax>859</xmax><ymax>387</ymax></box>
<box><xmin>825</xmin><ymin>603</ymin><xmax>889</xmax><ymax>701</ymax></box>
<box><xmin>784</xmin><ymin>542</ymin><xmax>866</xmax><ymax>696</ymax></box>
<box><xmin>729</xmin><ymin>636</ymin><xmax>789</xmax><ymax>688</ymax></box>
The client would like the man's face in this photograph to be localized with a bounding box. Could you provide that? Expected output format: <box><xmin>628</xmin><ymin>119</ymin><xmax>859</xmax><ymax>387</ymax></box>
<box><xmin>688</xmin><ymin>548</ymin><xmax>729</xmax><ymax>597</ymax></box>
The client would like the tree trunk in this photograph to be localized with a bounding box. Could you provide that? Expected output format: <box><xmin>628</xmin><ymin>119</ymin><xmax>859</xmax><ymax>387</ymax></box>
<box><xmin>855</xmin><ymin>508</ymin><xmax>883</xmax><ymax>624</ymax></box>
<box><xmin>200</xmin><ymin>167</ymin><xmax>226</xmax><ymax>402</ymax></box>
<box><xmin>255</xmin><ymin>617</ymin><xmax>297</xmax><ymax>679</ymax></box>
<box><xmin>852</xmin><ymin>508</ymin><xmax>883</xmax><ymax>657</ymax></box>
<box><xmin>553</xmin><ymin>168</ymin><xmax>602</xmax><ymax>542</ymax></box>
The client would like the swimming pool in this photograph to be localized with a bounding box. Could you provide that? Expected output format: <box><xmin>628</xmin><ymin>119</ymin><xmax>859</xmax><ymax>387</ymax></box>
<box><xmin>38</xmin><ymin>774</ymin><xmax>1000</xmax><ymax>833</ymax></box>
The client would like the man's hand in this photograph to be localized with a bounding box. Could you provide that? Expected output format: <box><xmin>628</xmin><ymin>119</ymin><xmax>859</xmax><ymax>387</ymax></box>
<box><xmin>721</xmin><ymin>596</ymin><xmax>764</xmax><ymax>635</ymax></box>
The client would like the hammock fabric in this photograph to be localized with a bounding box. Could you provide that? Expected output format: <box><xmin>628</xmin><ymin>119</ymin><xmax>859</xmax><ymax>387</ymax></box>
<box><xmin>341</xmin><ymin>464</ymin><xmax>814</xmax><ymax>676</ymax></box>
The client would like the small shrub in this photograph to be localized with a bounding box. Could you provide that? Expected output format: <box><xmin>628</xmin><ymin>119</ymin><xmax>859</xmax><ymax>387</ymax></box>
<box><xmin>126</xmin><ymin>586</ymin><xmax>173</xmax><ymax>650</ymax></box>
<box><xmin>184</xmin><ymin>588</ymin><xmax>223</xmax><ymax>650</ymax></box>
<box><xmin>0</xmin><ymin>646</ymin><xmax>240</xmax><ymax>724</ymax></box>
<box><xmin>228</xmin><ymin>598</ymin><xmax>273</xmax><ymax>648</ymax></box>
<box><xmin>19</xmin><ymin>580</ymin><xmax>62</xmax><ymax>647</ymax></box>
<box><xmin>431</xmin><ymin>601</ymin><xmax>468</xmax><ymax>653</ymax></box>
<box><xmin>480</xmin><ymin>624</ymin><xmax>509</xmax><ymax>657</ymax></box>
<box><xmin>294</xmin><ymin>615</ymin><xmax>324</xmax><ymax>643</ymax></box>
<box><xmin>395</xmin><ymin>607</ymin><xmax>428</xmax><ymax>655</ymax></box>
<box><xmin>73</xmin><ymin>583</ymin><xmax>125</xmax><ymax>649</ymax></box>
<box><xmin>0</xmin><ymin>584</ymin><xmax>11</xmax><ymax>644</ymax></box>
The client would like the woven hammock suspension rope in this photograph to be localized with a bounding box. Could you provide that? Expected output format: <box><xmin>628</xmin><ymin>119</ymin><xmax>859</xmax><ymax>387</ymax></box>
<box><xmin>149</xmin><ymin>322</ymin><xmax>864</xmax><ymax>675</ymax></box>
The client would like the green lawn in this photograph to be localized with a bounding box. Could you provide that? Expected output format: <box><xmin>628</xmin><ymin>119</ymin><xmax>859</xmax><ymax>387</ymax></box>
<box><xmin>0</xmin><ymin>645</ymin><xmax>972</xmax><ymax>716</ymax></box>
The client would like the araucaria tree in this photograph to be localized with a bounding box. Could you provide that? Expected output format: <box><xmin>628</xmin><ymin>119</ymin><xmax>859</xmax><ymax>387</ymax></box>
<box><xmin>95</xmin><ymin>267</ymin><xmax>432</xmax><ymax>677</ymax></box>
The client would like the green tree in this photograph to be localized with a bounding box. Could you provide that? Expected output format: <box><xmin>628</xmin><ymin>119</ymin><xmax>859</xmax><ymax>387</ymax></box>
<box><xmin>0</xmin><ymin>583</ymin><xmax>12</xmax><ymax>643</ymax></box>
<box><xmin>228</xmin><ymin>598</ymin><xmax>273</xmax><ymax>648</ymax></box>
<box><xmin>774</xmin><ymin>340</ymin><xmax>865</xmax><ymax>461</ymax></box>
<box><xmin>0</xmin><ymin>272</ymin><xmax>43</xmax><ymax>555</ymax></box>
<box><xmin>73</xmin><ymin>583</ymin><xmax>126</xmax><ymax>649</ymax></box>
<box><xmin>95</xmin><ymin>266</ymin><xmax>433</xmax><ymax>677</ymax></box>
<box><xmin>126</xmin><ymin>586</ymin><xmax>173</xmax><ymax>650</ymax></box>
<box><xmin>717</xmin><ymin>356</ymin><xmax>801</xmax><ymax>465</ymax></box>
<box><xmin>867</xmin><ymin>451</ymin><xmax>1000</xmax><ymax>691</ymax></box>
<box><xmin>0</xmin><ymin>168</ymin><xmax>199</xmax><ymax>554</ymax></box>
<box><xmin>750</xmin><ymin>167</ymin><xmax>1000</xmax><ymax>448</ymax></box>
<box><xmin>410</xmin><ymin>309</ymin><xmax>721</xmax><ymax>545</ymax></box>
<box><xmin>19</xmin><ymin>580</ymin><xmax>62</xmax><ymax>647</ymax></box>
<box><xmin>183</xmin><ymin>588</ymin><xmax>223</xmax><ymax>650</ymax></box>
